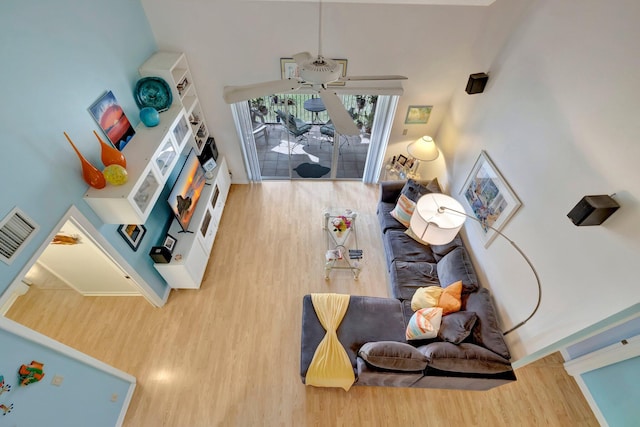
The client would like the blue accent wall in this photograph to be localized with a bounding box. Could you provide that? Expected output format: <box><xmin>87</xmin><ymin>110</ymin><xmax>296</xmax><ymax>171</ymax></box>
<box><xmin>0</xmin><ymin>327</ymin><xmax>132</xmax><ymax>426</ymax></box>
<box><xmin>0</xmin><ymin>0</ymin><xmax>169</xmax><ymax>298</ymax></box>
<box><xmin>582</xmin><ymin>357</ymin><xmax>640</xmax><ymax>427</ymax></box>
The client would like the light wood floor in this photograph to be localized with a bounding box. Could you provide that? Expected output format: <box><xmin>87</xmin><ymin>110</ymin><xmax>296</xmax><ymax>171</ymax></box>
<box><xmin>6</xmin><ymin>182</ymin><xmax>598</xmax><ymax>427</ymax></box>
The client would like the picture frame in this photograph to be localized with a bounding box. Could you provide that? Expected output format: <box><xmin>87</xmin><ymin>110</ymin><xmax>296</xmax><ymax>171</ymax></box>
<box><xmin>459</xmin><ymin>151</ymin><xmax>522</xmax><ymax>248</ymax></box>
<box><xmin>89</xmin><ymin>91</ymin><xmax>136</xmax><ymax>151</ymax></box>
<box><xmin>163</xmin><ymin>233</ymin><xmax>177</xmax><ymax>254</ymax></box>
<box><xmin>396</xmin><ymin>154</ymin><xmax>408</xmax><ymax>166</ymax></box>
<box><xmin>405</xmin><ymin>105</ymin><xmax>433</xmax><ymax>125</ymax></box>
<box><xmin>117</xmin><ymin>224</ymin><xmax>147</xmax><ymax>251</ymax></box>
<box><xmin>280</xmin><ymin>58</ymin><xmax>348</xmax><ymax>86</ymax></box>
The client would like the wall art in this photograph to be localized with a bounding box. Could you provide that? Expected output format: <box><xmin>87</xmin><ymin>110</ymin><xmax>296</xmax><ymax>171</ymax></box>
<box><xmin>117</xmin><ymin>224</ymin><xmax>147</xmax><ymax>251</ymax></box>
<box><xmin>89</xmin><ymin>91</ymin><xmax>136</xmax><ymax>151</ymax></box>
<box><xmin>459</xmin><ymin>150</ymin><xmax>522</xmax><ymax>247</ymax></box>
<box><xmin>405</xmin><ymin>105</ymin><xmax>432</xmax><ymax>124</ymax></box>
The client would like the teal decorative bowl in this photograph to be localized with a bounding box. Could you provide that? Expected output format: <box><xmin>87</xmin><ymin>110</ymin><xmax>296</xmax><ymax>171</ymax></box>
<box><xmin>140</xmin><ymin>107</ymin><xmax>160</xmax><ymax>127</ymax></box>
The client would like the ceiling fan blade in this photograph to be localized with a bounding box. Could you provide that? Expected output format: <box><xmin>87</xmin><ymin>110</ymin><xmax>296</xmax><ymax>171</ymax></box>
<box><xmin>319</xmin><ymin>90</ymin><xmax>360</xmax><ymax>136</ymax></box>
<box><xmin>223</xmin><ymin>79</ymin><xmax>301</xmax><ymax>104</ymax></box>
<box><xmin>292</xmin><ymin>52</ymin><xmax>313</xmax><ymax>66</ymax></box>
<box><xmin>339</xmin><ymin>75</ymin><xmax>408</xmax><ymax>81</ymax></box>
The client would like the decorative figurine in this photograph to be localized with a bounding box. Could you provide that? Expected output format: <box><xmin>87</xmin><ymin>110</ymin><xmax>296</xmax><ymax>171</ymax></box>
<box><xmin>18</xmin><ymin>361</ymin><xmax>45</xmax><ymax>387</ymax></box>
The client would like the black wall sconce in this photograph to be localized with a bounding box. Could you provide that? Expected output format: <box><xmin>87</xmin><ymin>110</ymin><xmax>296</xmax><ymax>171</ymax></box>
<box><xmin>567</xmin><ymin>195</ymin><xmax>620</xmax><ymax>226</ymax></box>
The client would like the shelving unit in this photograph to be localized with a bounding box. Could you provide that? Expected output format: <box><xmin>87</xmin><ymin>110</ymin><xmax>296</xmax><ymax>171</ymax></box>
<box><xmin>154</xmin><ymin>157</ymin><xmax>230</xmax><ymax>289</ymax></box>
<box><xmin>84</xmin><ymin>104</ymin><xmax>194</xmax><ymax>224</ymax></box>
<box><xmin>139</xmin><ymin>52</ymin><xmax>210</xmax><ymax>154</ymax></box>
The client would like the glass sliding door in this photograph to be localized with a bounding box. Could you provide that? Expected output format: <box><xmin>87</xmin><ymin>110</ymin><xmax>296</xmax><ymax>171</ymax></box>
<box><xmin>234</xmin><ymin>94</ymin><xmax>397</xmax><ymax>182</ymax></box>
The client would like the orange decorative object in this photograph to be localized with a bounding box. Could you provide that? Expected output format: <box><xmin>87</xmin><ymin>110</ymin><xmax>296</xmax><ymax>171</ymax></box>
<box><xmin>94</xmin><ymin>130</ymin><xmax>126</xmax><ymax>168</ymax></box>
<box><xmin>64</xmin><ymin>132</ymin><xmax>106</xmax><ymax>189</ymax></box>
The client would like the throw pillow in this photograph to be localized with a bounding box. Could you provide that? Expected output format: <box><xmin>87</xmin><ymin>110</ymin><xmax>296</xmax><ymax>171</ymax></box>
<box><xmin>437</xmin><ymin>280</ymin><xmax>462</xmax><ymax>315</ymax></box>
<box><xmin>436</xmin><ymin>246</ymin><xmax>479</xmax><ymax>294</ymax></box>
<box><xmin>389</xmin><ymin>194</ymin><xmax>416</xmax><ymax>228</ymax></box>
<box><xmin>438</xmin><ymin>311</ymin><xmax>478</xmax><ymax>344</ymax></box>
<box><xmin>400</xmin><ymin>179</ymin><xmax>432</xmax><ymax>203</ymax></box>
<box><xmin>406</xmin><ymin>307</ymin><xmax>443</xmax><ymax>340</ymax></box>
<box><xmin>411</xmin><ymin>286</ymin><xmax>443</xmax><ymax>311</ymax></box>
<box><xmin>358</xmin><ymin>341</ymin><xmax>428</xmax><ymax>372</ymax></box>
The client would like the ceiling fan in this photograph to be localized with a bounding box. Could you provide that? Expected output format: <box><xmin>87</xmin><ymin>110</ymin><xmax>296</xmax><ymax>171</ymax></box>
<box><xmin>222</xmin><ymin>1</ymin><xmax>407</xmax><ymax>136</ymax></box>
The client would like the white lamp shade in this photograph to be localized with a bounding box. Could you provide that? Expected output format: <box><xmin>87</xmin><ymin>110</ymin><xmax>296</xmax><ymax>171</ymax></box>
<box><xmin>407</xmin><ymin>136</ymin><xmax>439</xmax><ymax>161</ymax></box>
<box><xmin>410</xmin><ymin>193</ymin><xmax>466</xmax><ymax>245</ymax></box>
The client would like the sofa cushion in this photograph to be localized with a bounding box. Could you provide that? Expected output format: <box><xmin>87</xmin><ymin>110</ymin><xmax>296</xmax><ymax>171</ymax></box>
<box><xmin>383</xmin><ymin>229</ymin><xmax>437</xmax><ymax>265</ymax></box>
<box><xmin>404</xmin><ymin>227</ymin><xmax>429</xmax><ymax>246</ymax></box>
<box><xmin>377</xmin><ymin>201</ymin><xmax>407</xmax><ymax>233</ymax></box>
<box><xmin>418</xmin><ymin>342</ymin><xmax>513</xmax><ymax>374</ymax></box>
<box><xmin>438</xmin><ymin>280</ymin><xmax>463</xmax><ymax>315</ymax></box>
<box><xmin>400</xmin><ymin>178</ymin><xmax>441</xmax><ymax>202</ymax></box>
<box><xmin>464</xmin><ymin>288</ymin><xmax>511</xmax><ymax>359</ymax></box>
<box><xmin>406</xmin><ymin>307</ymin><xmax>443</xmax><ymax>340</ymax></box>
<box><xmin>437</xmin><ymin>246</ymin><xmax>479</xmax><ymax>294</ymax></box>
<box><xmin>438</xmin><ymin>311</ymin><xmax>478</xmax><ymax>344</ymax></box>
<box><xmin>431</xmin><ymin>234</ymin><xmax>464</xmax><ymax>262</ymax></box>
<box><xmin>411</xmin><ymin>286</ymin><xmax>443</xmax><ymax>311</ymax></box>
<box><xmin>389</xmin><ymin>194</ymin><xmax>415</xmax><ymax>228</ymax></box>
<box><xmin>358</xmin><ymin>341</ymin><xmax>428</xmax><ymax>372</ymax></box>
<box><xmin>389</xmin><ymin>261</ymin><xmax>438</xmax><ymax>301</ymax></box>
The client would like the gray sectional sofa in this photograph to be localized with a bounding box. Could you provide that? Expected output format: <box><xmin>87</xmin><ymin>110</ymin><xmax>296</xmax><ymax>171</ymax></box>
<box><xmin>300</xmin><ymin>180</ymin><xmax>516</xmax><ymax>391</ymax></box>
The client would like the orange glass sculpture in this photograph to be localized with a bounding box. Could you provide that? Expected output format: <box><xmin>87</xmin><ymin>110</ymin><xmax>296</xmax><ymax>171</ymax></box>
<box><xmin>64</xmin><ymin>132</ymin><xmax>106</xmax><ymax>189</ymax></box>
<box><xmin>94</xmin><ymin>130</ymin><xmax>126</xmax><ymax>168</ymax></box>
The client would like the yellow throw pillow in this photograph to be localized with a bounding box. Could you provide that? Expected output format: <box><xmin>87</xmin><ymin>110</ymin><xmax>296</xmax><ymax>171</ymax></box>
<box><xmin>438</xmin><ymin>281</ymin><xmax>463</xmax><ymax>315</ymax></box>
<box><xmin>411</xmin><ymin>286</ymin><xmax>444</xmax><ymax>311</ymax></box>
<box><xmin>389</xmin><ymin>194</ymin><xmax>416</xmax><ymax>228</ymax></box>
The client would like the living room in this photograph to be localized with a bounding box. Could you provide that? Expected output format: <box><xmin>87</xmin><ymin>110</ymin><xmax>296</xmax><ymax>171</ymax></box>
<box><xmin>0</xmin><ymin>0</ymin><xmax>638</xmax><ymax>425</ymax></box>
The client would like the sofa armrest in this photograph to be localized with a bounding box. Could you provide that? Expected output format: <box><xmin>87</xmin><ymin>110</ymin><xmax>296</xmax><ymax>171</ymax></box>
<box><xmin>379</xmin><ymin>181</ymin><xmax>406</xmax><ymax>203</ymax></box>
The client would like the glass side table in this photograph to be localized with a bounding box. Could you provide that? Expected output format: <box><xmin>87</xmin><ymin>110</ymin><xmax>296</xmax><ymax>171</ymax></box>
<box><xmin>322</xmin><ymin>208</ymin><xmax>361</xmax><ymax>280</ymax></box>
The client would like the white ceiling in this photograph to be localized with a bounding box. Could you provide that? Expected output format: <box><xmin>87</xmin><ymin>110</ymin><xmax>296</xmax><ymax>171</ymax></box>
<box><xmin>249</xmin><ymin>0</ymin><xmax>495</xmax><ymax>5</ymax></box>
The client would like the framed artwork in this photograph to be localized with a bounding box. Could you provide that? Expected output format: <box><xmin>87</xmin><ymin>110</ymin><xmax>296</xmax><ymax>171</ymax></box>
<box><xmin>396</xmin><ymin>154</ymin><xmax>408</xmax><ymax>166</ymax></box>
<box><xmin>163</xmin><ymin>233</ymin><xmax>177</xmax><ymax>254</ymax></box>
<box><xmin>280</xmin><ymin>58</ymin><xmax>348</xmax><ymax>86</ymax></box>
<box><xmin>405</xmin><ymin>105</ymin><xmax>432</xmax><ymax>124</ymax></box>
<box><xmin>117</xmin><ymin>224</ymin><xmax>147</xmax><ymax>251</ymax></box>
<box><xmin>89</xmin><ymin>91</ymin><xmax>136</xmax><ymax>151</ymax></box>
<box><xmin>459</xmin><ymin>151</ymin><xmax>522</xmax><ymax>247</ymax></box>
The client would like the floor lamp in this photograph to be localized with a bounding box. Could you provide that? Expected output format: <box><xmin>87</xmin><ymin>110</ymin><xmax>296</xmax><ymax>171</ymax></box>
<box><xmin>409</xmin><ymin>193</ymin><xmax>542</xmax><ymax>335</ymax></box>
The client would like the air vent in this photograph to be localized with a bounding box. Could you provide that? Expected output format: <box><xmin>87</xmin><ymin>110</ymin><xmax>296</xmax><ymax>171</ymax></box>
<box><xmin>0</xmin><ymin>207</ymin><xmax>39</xmax><ymax>265</ymax></box>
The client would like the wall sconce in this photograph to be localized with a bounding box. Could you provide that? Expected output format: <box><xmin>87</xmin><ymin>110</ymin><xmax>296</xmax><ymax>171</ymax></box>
<box><xmin>567</xmin><ymin>195</ymin><xmax>620</xmax><ymax>226</ymax></box>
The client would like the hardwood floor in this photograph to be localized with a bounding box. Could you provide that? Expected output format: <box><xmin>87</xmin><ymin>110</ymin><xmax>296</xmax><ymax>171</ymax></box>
<box><xmin>6</xmin><ymin>182</ymin><xmax>598</xmax><ymax>427</ymax></box>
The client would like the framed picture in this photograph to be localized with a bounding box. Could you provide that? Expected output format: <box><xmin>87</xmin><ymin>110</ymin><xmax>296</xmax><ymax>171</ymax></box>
<box><xmin>163</xmin><ymin>233</ymin><xmax>177</xmax><ymax>254</ymax></box>
<box><xmin>89</xmin><ymin>90</ymin><xmax>136</xmax><ymax>151</ymax></box>
<box><xmin>280</xmin><ymin>58</ymin><xmax>348</xmax><ymax>86</ymax></box>
<box><xmin>459</xmin><ymin>151</ymin><xmax>522</xmax><ymax>247</ymax></box>
<box><xmin>405</xmin><ymin>105</ymin><xmax>433</xmax><ymax>124</ymax></box>
<box><xmin>396</xmin><ymin>154</ymin><xmax>408</xmax><ymax>166</ymax></box>
<box><xmin>117</xmin><ymin>224</ymin><xmax>147</xmax><ymax>251</ymax></box>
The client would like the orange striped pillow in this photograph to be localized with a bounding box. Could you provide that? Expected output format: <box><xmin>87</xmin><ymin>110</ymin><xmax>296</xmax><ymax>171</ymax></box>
<box><xmin>390</xmin><ymin>194</ymin><xmax>416</xmax><ymax>228</ymax></box>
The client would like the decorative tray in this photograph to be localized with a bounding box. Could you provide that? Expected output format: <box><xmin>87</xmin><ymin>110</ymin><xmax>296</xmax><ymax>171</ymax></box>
<box><xmin>134</xmin><ymin>77</ymin><xmax>173</xmax><ymax>112</ymax></box>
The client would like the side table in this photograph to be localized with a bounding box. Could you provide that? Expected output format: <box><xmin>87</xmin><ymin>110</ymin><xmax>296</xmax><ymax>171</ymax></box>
<box><xmin>322</xmin><ymin>208</ymin><xmax>361</xmax><ymax>280</ymax></box>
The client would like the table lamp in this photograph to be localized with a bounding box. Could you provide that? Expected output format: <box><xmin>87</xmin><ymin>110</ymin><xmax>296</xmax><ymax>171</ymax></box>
<box><xmin>407</xmin><ymin>136</ymin><xmax>439</xmax><ymax>172</ymax></box>
<box><xmin>409</xmin><ymin>193</ymin><xmax>542</xmax><ymax>335</ymax></box>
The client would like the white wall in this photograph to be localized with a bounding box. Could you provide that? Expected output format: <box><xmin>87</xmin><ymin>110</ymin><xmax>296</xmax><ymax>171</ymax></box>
<box><xmin>439</xmin><ymin>0</ymin><xmax>640</xmax><ymax>361</ymax></box>
<box><xmin>140</xmin><ymin>0</ymin><xmax>517</xmax><ymax>183</ymax></box>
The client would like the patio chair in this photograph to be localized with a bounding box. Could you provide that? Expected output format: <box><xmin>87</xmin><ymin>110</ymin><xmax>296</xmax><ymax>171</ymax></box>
<box><xmin>250</xmin><ymin>108</ymin><xmax>268</xmax><ymax>142</ymax></box>
<box><xmin>320</xmin><ymin>120</ymin><xmax>350</xmax><ymax>150</ymax></box>
<box><xmin>276</xmin><ymin>110</ymin><xmax>312</xmax><ymax>144</ymax></box>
